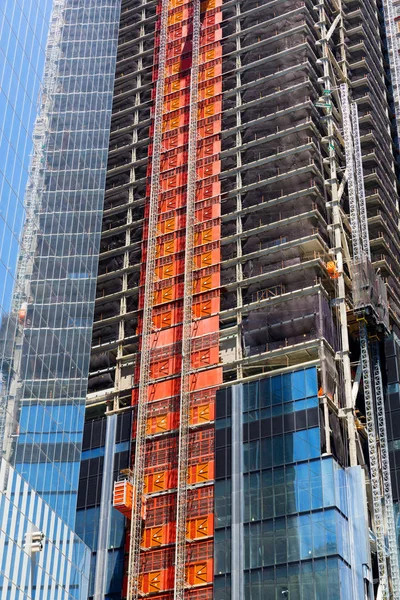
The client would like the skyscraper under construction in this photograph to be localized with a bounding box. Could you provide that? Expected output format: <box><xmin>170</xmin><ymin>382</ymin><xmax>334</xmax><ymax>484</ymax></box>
<box><xmin>75</xmin><ymin>0</ymin><xmax>400</xmax><ymax>598</ymax></box>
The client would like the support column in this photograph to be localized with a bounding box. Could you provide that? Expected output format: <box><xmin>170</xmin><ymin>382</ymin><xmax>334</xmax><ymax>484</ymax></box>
<box><xmin>93</xmin><ymin>413</ymin><xmax>117</xmax><ymax>600</ymax></box>
<box><xmin>231</xmin><ymin>384</ymin><xmax>243</xmax><ymax>600</ymax></box>
<box><xmin>234</xmin><ymin>2</ymin><xmax>244</xmax><ymax>381</ymax></box>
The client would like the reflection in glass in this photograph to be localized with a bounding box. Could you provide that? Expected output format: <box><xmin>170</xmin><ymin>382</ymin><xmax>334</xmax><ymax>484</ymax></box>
<box><xmin>0</xmin><ymin>0</ymin><xmax>121</xmax><ymax>597</ymax></box>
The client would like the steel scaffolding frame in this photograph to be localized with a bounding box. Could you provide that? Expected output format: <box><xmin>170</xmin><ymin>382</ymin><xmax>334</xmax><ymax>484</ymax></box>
<box><xmin>173</xmin><ymin>2</ymin><xmax>201</xmax><ymax>599</ymax></box>
<box><xmin>342</xmin><ymin>81</ymin><xmax>400</xmax><ymax>598</ymax></box>
<box><xmin>127</xmin><ymin>1</ymin><xmax>169</xmax><ymax>598</ymax></box>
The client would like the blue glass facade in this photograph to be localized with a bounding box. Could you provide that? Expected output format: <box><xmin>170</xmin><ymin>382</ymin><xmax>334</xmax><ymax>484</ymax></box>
<box><xmin>0</xmin><ymin>0</ymin><xmax>52</xmax><ymax>321</ymax></box>
<box><xmin>214</xmin><ymin>368</ymin><xmax>373</xmax><ymax>599</ymax></box>
<box><xmin>0</xmin><ymin>0</ymin><xmax>52</xmax><ymax>452</ymax></box>
<box><xmin>384</xmin><ymin>335</ymin><xmax>400</xmax><ymax>570</ymax></box>
<box><xmin>75</xmin><ymin>413</ymin><xmax>131</xmax><ymax>599</ymax></box>
<box><xmin>0</xmin><ymin>0</ymin><xmax>122</xmax><ymax>597</ymax></box>
<box><xmin>1</xmin><ymin>0</ymin><xmax>122</xmax><ymax>525</ymax></box>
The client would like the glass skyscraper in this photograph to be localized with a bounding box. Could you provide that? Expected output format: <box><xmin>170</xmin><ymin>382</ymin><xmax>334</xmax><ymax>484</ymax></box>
<box><xmin>0</xmin><ymin>0</ymin><xmax>121</xmax><ymax>597</ymax></box>
<box><xmin>0</xmin><ymin>0</ymin><xmax>53</xmax><ymax>428</ymax></box>
<box><xmin>2</xmin><ymin>0</ymin><xmax>400</xmax><ymax>598</ymax></box>
<box><xmin>214</xmin><ymin>369</ymin><xmax>373</xmax><ymax>599</ymax></box>
<box><xmin>0</xmin><ymin>1</ymin><xmax>52</xmax><ymax>312</ymax></box>
<box><xmin>75</xmin><ymin>0</ymin><xmax>400</xmax><ymax>597</ymax></box>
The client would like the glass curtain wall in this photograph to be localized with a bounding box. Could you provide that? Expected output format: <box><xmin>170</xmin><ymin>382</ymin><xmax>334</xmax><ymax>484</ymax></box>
<box><xmin>214</xmin><ymin>368</ymin><xmax>373</xmax><ymax>600</ymax></box>
<box><xmin>0</xmin><ymin>0</ymin><xmax>122</xmax><ymax>598</ymax></box>
<box><xmin>0</xmin><ymin>0</ymin><xmax>53</xmax><ymax>460</ymax></box>
<box><xmin>1</xmin><ymin>0</ymin><xmax>121</xmax><ymax>528</ymax></box>
<box><xmin>75</xmin><ymin>412</ymin><xmax>132</xmax><ymax>599</ymax></box>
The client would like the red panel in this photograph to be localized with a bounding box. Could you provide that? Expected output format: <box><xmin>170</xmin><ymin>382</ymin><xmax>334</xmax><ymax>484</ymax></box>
<box><xmin>191</xmin><ymin>315</ymin><xmax>219</xmax><ymax>337</ymax></box>
<box><xmin>190</xmin><ymin>368</ymin><xmax>222</xmax><ymax>391</ymax></box>
<box><xmin>147</xmin><ymin>378</ymin><xmax>181</xmax><ymax>402</ymax></box>
<box><xmin>128</xmin><ymin>0</ymin><xmax>223</xmax><ymax>596</ymax></box>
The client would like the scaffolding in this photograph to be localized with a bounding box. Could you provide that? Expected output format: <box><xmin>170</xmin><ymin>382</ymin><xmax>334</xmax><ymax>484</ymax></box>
<box><xmin>381</xmin><ymin>0</ymin><xmax>400</xmax><ymax>134</ymax></box>
<box><xmin>174</xmin><ymin>1</ymin><xmax>201</xmax><ymax>598</ymax></box>
<box><xmin>372</xmin><ymin>340</ymin><xmax>400</xmax><ymax>598</ymax></box>
<box><xmin>87</xmin><ymin>0</ymin><xmax>400</xmax><ymax>597</ymax></box>
<box><xmin>109</xmin><ymin>1</ymin><xmax>223</xmax><ymax>598</ymax></box>
<box><xmin>127</xmin><ymin>1</ymin><xmax>169</xmax><ymax>598</ymax></box>
<box><xmin>341</xmin><ymin>81</ymin><xmax>400</xmax><ymax>598</ymax></box>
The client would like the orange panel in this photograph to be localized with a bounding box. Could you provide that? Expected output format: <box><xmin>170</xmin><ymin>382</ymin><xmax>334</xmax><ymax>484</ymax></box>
<box><xmin>200</xmin><ymin>45</ymin><xmax>223</xmax><ymax>64</ymax></box>
<box><xmin>157</xmin><ymin>261</ymin><xmax>175</xmax><ymax>280</ymax></box>
<box><xmin>186</xmin><ymin>560</ymin><xmax>213</xmax><ymax>587</ymax></box>
<box><xmin>152</xmin><ymin>310</ymin><xmax>172</xmax><ymax>329</ymax></box>
<box><xmin>159</xmin><ymin>211</ymin><xmax>187</xmax><ymax>231</ymax></box>
<box><xmin>141</xmin><ymin>526</ymin><xmax>162</xmax><ymax>548</ymax></box>
<box><xmin>192</xmin><ymin>294</ymin><xmax>220</xmax><ymax>318</ymax></box>
<box><xmin>144</xmin><ymin>470</ymin><xmax>177</xmax><ymax>494</ymax></box>
<box><xmin>200</xmin><ymin>62</ymin><xmax>222</xmax><ymax>82</ymax></box>
<box><xmin>195</xmin><ymin>228</ymin><xmax>212</xmax><ymax>245</ymax></box>
<box><xmin>163</xmin><ymin>111</ymin><xmax>185</xmax><ymax>132</ymax></box>
<box><xmin>199</xmin><ymin>81</ymin><xmax>222</xmax><ymax>101</ymax></box>
<box><xmin>198</xmin><ymin>251</ymin><xmax>211</xmax><ymax>267</ymax></box>
<box><xmin>194</xmin><ymin>248</ymin><xmax>220</xmax><ymax>268</ymax></box>
<box><xmin>154</xmin><ymin>236</ymin><xmax>182</xmax><ymax>259</ymax></box>
<box><xmin>141</xmin><ymin>523</ymin><xmax>176</xmax><ymax>548</ymax></box>
<box><xmin>190</xmin><ymin>402</ymin><xmax>215</xmax><ymax>425</ymax></box>
<box><xmin>146</xmin><ymin>413</ymin><xmax>168</xmax><ymax>434</ymax></box>
<box><xmin>198</xmin><ymin>100</ymin><xmax>222</xmax><ymax>122</ymax></box>
<box><xmin>169</xmin><ymin>0</ymin><xmax>185</xmax><ymax>10</ymax></box>
<box><xmin>146</xmin><ymin>412</ymin><xmax>178</xmax><ymax>435</ymax></box>
<box><xmin>198</xmin><ymin>116</ymin><xmax>222</xmax><ymax>139</ymax></box>
<box><xmin>139</xmin><ymin>569</ymin><xmax>173</xmax><ymax>595</ymax></box>
<box><xmin>168</xmin><ymin>10</ymin><xmax>184</xmax><ymax>26</ymax></box>
<box><xmin>158</xmin><ymin>216</ymin><xmax>176</xmax><ymax>234</ymax></box>
<box><xmin>187</xmin><ymin>515</ymin><xmax>214</xmax><ymax>540</ymax></box>
<box><xmin>187</xmin><ymin>461</ymin><xmax>214</xmax><ymax>485</ymax></box>
<box><xmin>153</xmin><ymin>285</ymin><xmax>174</xmax><ymax>305</ymax></box>
<box><xmin>201</xmin><ymin>0</ymin><xmax>222</xmax><ymax>9</ymax></box>
<box><xmin>193</xmin><ymin>271</ymin><xmax>220</xmax><ymax>294</ymax></box>
<box><xmin>164</xmin><ymin>239</ymin><xmax>176</xmax><ymax>255</ymax></box>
